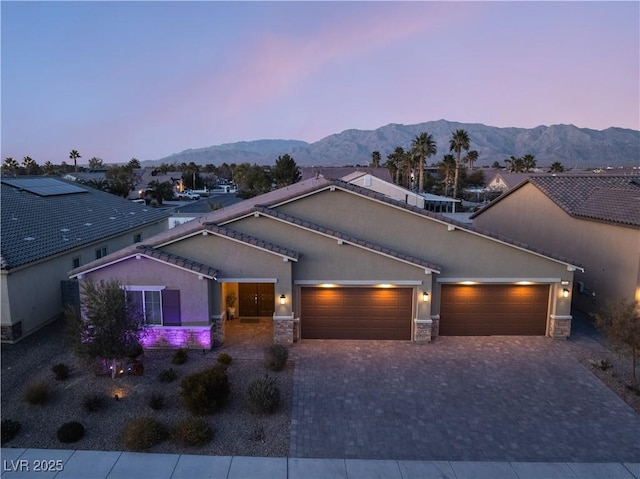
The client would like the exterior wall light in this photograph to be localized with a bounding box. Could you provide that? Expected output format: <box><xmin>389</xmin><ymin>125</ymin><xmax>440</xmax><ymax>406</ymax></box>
<box><xmin>563</xmin><ymin>288</ymin><xmax>570</xmax><ymax>298</ymax></box>
<box><xmin>561</xmin><ymin>280</ymin><xmax>570</xmax><ymax>286</ymax></box>
<box><xmin>280</xmin><ymin>294</ymin><xmax>286</xmax><ymax>305</ymax></box>
<box><xmin>422</xmin><ymin>291</ymin><xmax>429</xmax><ymax>302</ymax></box>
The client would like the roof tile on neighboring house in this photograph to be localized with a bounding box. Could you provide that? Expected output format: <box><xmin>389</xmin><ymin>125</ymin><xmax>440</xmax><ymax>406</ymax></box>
<box><xmin>201</xmin><ymin>224</ymin><xmax>301</xmax><ymax>261</ymax></box>
<box><xmin>1</xmin><ymin>177</ymin><xmax>171</xmax><ymax>270</ymax></box>
<box><xmin>254</xmin><ymin>206</ymin><xmax>441</xmax><ymax>273</ymax></box>
<box><xmin>135</xmin><ymin>245</ymin><xmax>219</xmax><ymax>278</ymax></box>
<box><xmin>527</xmin><ymin>175</ymin><xmax>640</xmax><ymax>227</ymax></box>
<box><xmin>300</xmin><ymin>167</ymin><xmax>393</xmax><ymax>183</ymax></box>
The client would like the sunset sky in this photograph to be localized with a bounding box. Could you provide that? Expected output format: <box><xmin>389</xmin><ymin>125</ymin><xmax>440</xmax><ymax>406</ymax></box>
<box><xmin>2</xmin><ymin>1</ymin><xmax>638</xmax><ymax>165</ymax></box>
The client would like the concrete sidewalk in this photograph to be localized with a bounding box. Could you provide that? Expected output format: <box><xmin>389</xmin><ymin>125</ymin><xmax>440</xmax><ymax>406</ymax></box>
<box><xmin>1</xmin><ymin>449</ymin><xmax>639</xmax><ymax>479</ymax></box>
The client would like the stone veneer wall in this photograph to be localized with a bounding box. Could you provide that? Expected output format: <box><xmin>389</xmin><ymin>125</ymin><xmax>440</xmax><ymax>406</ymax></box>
<box><xmin>414</xmin><ymin>319</ymin><xmax>432</xmax><ymax>343</ymax></box>
<box><xmin>1</xmin><ymin>322</ymin><xmax>23</xmax><ymax>342</ymax></box>
<box><xmin>549</xmin><ymin>315</ymin><xmax>572</xmax><ymax>340</ymax></box>
<box><xmin>430</xmin><ymin>315</ymin><xmax>440</xmax><ymax>339</ymax></box>
<box><xmin>212</xmin><ymin>314</ymin><xmax>226</xmax><ymax>346</ymax></box>
<box><xmin>273</xmin><ymin>317</ymin><xmax>294</xmax><ymax>345</ymax></box>
<box><xmin>142</xmin><ymin>325</ymin><xmax>214</xmax><ymax>350</ymax></box>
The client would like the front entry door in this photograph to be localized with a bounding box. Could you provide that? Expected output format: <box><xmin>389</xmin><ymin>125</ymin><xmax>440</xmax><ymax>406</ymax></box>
<box><xmin>238</xmin><ymin>283</ymin><xmax>275</xmax><ymax>317</ymax></box>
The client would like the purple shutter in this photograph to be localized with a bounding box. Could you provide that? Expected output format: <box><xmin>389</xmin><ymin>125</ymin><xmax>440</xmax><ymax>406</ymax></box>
<box><xmin>162</xmin><ymin>290</ymin><xmax>181</xmax><ymax>326</ymax></box>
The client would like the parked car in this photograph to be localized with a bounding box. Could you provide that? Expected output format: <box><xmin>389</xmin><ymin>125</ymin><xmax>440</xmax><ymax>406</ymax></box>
<box><xmin>177</xmin><ymin>191</ymin><xmax>200</xmax><ymax>201</ymax></box>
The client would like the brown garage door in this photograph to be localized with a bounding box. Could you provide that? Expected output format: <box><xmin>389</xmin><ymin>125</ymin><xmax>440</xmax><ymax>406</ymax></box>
<box><xmin>439</xmin><ymin>284</ymin><xmax>549</xmax><ymax>336</ymax></box>
<box><xmin>301</xmin><ymin>287</ymin><xmax>412</xmax><ymax>340</ymax></box>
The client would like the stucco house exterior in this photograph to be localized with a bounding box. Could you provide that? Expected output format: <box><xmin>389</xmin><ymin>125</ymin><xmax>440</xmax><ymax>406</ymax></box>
<box><xmin>1</xmin><ymin>176</ymin><xmax>170</xmax><ymax>342</ymax></box>
<box><xmin>70</xmin><ymin>176</ymin><xmax>580</xmax><ymax>349</ymax></box>
<box><xmin>471</xmin><ymin>175</ymin><xmax>640</xmax><ymax>315</ymax></box>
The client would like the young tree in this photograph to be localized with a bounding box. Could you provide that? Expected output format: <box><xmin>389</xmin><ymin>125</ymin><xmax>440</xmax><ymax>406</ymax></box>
<box><xmin>128</xmin><ymin>158</ymin><xmax>141</xmax><ymax>169</ymax></box>
<box><xmin>449</xmin><ymin>129</ymin><xmax>470</xmax><ymax>198</ymax></box>
<box><xmin>105</xmin><ymin>165</ymin><xmax>137</xmax><ymax>197</ymax></box>
<box><xmin>66</xmin><ymin>279</ymin><xmax>145</xmax><ymax>379</ymax></box>
<box><xmin>89</xmin><ymin>157</ymin><xmax>105</xmax><ymax>170</ymax></box>
<box><xmin>595</xmin><ymin>300</ymin><xmax>640</xmax><ymax>382</ymax></box>
<box><xmin>146</xmin><ymin>180</ymin><xmax>175</xmax><ymax>205</ymax></box>
<box><xmin>233</xmin><ymin>163</ymin><xmax>272</xmax><ymax>199</ymax></box>
<box><xmin>272</xmin><ymin>154</ymin><xmax>301</xmax><ymax>188</ymax></box>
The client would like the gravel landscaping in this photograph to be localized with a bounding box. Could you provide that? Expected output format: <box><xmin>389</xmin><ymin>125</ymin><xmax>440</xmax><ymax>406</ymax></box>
<box><xmin>1</xmin><ymin>319</ymin><xmax>292</xmax><ymax>456</ymax></box>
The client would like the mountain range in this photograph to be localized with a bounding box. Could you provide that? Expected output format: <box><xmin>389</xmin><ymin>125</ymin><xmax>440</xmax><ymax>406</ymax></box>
<box><xmin>148</xmin><ymin>120</ymin><xmax>640</xmax><ymax>169</ymax></box>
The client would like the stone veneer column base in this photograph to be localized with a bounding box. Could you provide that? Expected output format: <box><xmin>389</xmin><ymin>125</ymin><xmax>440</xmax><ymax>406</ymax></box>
<box><xmin>273</xmin><ymin>315</ymin><xmax>295</xmax><ymax>345</ymax></box>
<box><xmin>212</xmin><ymin>314</ymin><xmax>226</xmax><ymax>347</ymax></box>
<box><xmin>414</xmin><ymin>319</ymin><xmax>433</xmax><ymax>343</ymax></box>
<box><xmin>430</xmin><ymin>314</ymin><xmax>440</xmax><ymax>339</ymax></box>
<box><xmin>1</xmin><ymin>322</ymin><xmax>23</xmax><ymax>342</ymax></box>
<box><xmin>549</xmin><ymin>314</ymin><xmax>572</xmax><ymax>340</ymax></box>
<box><xmin>141</xmin><ymin>324</ymin><xmax>215</xmax><ymax>350</ymax></box>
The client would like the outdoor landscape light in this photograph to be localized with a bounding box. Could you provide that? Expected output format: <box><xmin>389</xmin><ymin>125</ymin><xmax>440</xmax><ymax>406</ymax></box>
<box><xmin>422</xmin><ymin>291</ymin><xmax>429</xmax><ymax>302</ymax></box>
<box><xmin>280</xmin><ymin>294</ymin><xmax>286</xmax><ymax>305</ymax></box>
<box><xmin>563</xmin><ymin>288</ymin><xmax>570</xmax><ymax>298</ymax></box>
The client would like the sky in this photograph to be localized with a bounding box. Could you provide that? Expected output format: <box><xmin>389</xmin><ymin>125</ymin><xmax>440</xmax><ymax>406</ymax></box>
<box><xmin>2</xmin><ymin>1</ymin><xmax>639</xmax><ymax>165</ymax></box>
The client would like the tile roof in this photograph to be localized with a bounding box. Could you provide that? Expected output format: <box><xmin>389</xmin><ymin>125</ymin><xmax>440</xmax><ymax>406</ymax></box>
<box><xmin>527</xmin><ymin>175</ymin><xmax>640</xmax><ymax>227</ymax></box>
<box><xmin>254</xmin><ymin>206</ymin><xmax>441</xmax><ymax>273</ymax></box>
<box><xmin>135</xmin><ymin>245</ymin><xmax>218</xmax><ymax>278</ymax></box>
<box><xmin>1</xmin><ymin>176</ymin><xmax>170</xmax><ymax>270</ymax></box>
<box><xmin>300</xmin><ymin>166</ymin><xmax>393</xmax><ymax>183</ymax></box>
<box><xmin>201</xmin><ymin>224</ymin><xmax>301</xmax><ymax>261</ymax></box>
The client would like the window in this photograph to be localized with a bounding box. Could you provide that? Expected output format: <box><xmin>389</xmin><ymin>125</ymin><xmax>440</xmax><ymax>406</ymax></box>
<box><xmin>133</xmin><ymin>233</ymin><xmax>142</xmax><ymax>243</ymax></box>
<box><xmin>72</xmin><ymin>256</ymin><xmax>81</xmax><ymax>269</ymax></box>
<box><xmin>95</xmin><ymin>246</ymin><xmax>107</xmax><ymax>259</ymax></box>
<box><xmin>125</xmin><ymin>287</ymin><xmax>181</xmax><ymax>326</ymax></box>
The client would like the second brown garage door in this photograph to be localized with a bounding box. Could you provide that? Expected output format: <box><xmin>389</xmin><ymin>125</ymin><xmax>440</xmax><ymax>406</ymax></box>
<box><xmin>439</xmin><ymin>284</ymin><xmax>549</xmax><ymax>336</ymax></box>
<box><xmin>301</xmin><ymin>287</ymin><xmax>412</xmax><ymax>340</ymax></box>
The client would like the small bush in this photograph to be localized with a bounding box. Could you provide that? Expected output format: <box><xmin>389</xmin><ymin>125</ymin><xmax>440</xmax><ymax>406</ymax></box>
<box><xmin>217</xmin><ymin>353</ymin><xmax>232</xmax><ymax>366</ymax></box>
<box><xmin>51</xmin><ymin>363</ymin><xmax>70</xmax><ymax>381</ymax></box>
<box><xmin>128</xmin><ymin>343</ymin><xmax>144</xmax><ymax>359</ymax></box>
<box><xmin>589</xmin><ymin>358</ymin><xmax>613</xmax><ymax>371</ymax></box>
<box><xmin>626</xmin><ymin>383</ymin><xmax>640</xmax><ymax>396</ymax></box>
<box><xmin>264</xmin><ymin>344</ymin><xmax>289</xmax><ymax>372</ymax></box>
<box><xmin>1</xmin><ymin>419</ymin><xmax>21</xmax><ymax>445</ymax></box>
<box><xmin>149</xmin><ymin>392</ymin><xmax>165</xmax><ymax>411</ymax></box>
<box><xmin>158</xmin><ymin>368</ymin><xmax>178</xmax><ymax>383</ymax></box>
<box><xmin>57</xmin><ymin>421</ymin><xmax>85</xmax><ymax>443</ymax></box>
<box><xmin>171</xmin><ymin>417</ymin><xmax>214</xmax><ymax>447</ymax></box>
<box><xmin>23</xmin><ymin>381</ymin><xmax>51</xmax><ymax>405</ymax></box>
<box><xmin>180</xmin><ymin>365</ymin><xmax>230</xmax><ymax>415</ymax></box>
<box><xmin>121</xmin><ymin>417</ymin><xmax>168</xmax><ymax>451</ymax></box>
<box><xmin>246</xmin><ymin>375</ymin><xmax>280</xmax><ymax>414</ymax></box>
<box><xmin>83</xmin><ymin>392</ymin><xmax>108</xmax><ymax>413</ymax></box>
<box><xmin>131</xmin><ymin>360</ymin><xmax>144</xmax><ymax>376</ymax></box>
<box><xmin>172</xmin><ymin>348</ymin><xmax>188</xmax><ymax>365</ymax></box>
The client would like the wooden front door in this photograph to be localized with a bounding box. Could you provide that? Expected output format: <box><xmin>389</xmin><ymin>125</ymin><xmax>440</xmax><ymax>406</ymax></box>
<box><xmin>238</xmin><ymin>283</ymin><xmax>275</xmax><ymax>317</ymax></box>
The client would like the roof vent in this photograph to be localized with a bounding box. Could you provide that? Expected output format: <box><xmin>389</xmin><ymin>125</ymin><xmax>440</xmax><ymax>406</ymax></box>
<box><xmin>60</xmin><ymin>228</ymin><xmax>70</xmax><ymax>232</ymax></box>
<box><xmin>23</xmin><ymin>237</ymin><xmax>35</xmax><ymax>241</ymax></box>
<box><xmin>84</xmin><ymin>223</ymin><xmax>93</xmax><ymax>226</ymax></box>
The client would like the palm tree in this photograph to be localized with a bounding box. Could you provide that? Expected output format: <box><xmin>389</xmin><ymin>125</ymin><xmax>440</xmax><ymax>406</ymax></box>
<box><xmin>464</xmin><ymin>150</ymin><xmax>479</xmax><ymax>170</ymax></box>
<box><xmin>387</xmin><ymin>147</ymin><xmax>407</xmax><ymax>185</ymax></box>
<box><xmin>549</xmin><ymin>161</ymin><xmax>565</xmax><ymax>173</ymax></box>
<box><xmin>42</xmin><ymin>161</ymin><xmax>56</xmax><ymax>176</ymax></box>
<box><xmin>411</xmin><ymin>132</ymin><xmax>438</xmax><ymax>193</ymax></box>
<box><xmin>69</xmin><ymin>150</ymin><xmax>81</xmax><ymax>172</ymax></box>
<box><xmin>438</xmin><ymin>154</ymin><xmax>456</xmax><ymax>196</ymax></box>
<box><xmin>22</xmin><ymin>156</ymin><xmax>38</xmax><ymax>175</ymax></box>
<box><xmin>370</xmin><ymin>151</ymin><xmax>381</xmax><ymax>168</ymax></box>
<box><xmin>449</xmin><ymin>129</ymin><xmax>470</xmax><ymax>198</ymax></box>
<box><xmin>522</xmin><ymin>154</ymin><xmax>536</xmax><ymax>172</ymax></box>
<box><xmin>3</xmin><ymin>157</ymin><xmax>19</xmax><ymax>175</ymax></box>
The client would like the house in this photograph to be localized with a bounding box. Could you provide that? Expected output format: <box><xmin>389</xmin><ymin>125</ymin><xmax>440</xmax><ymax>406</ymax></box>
<box><xmin>1</xmin><ymin>177</ymin><xmax>171</xmax><ymax>342</ymax></box>
<box><xmin>485</xmin><ymin>172</ymin><xmax>536</xmax><ymax>193</ymax></box>
<box><xmin>300</xmin><ymin>166</ymin><xmax>392</xmax><ymax>183</ymax></box>
<box><xmin>70</xmin><ymin>175</ymin><xmax>581</xmax><ymax>349</ymax></box>
<box><xmin>471</xmin><ymin>175</ymin><xmax>640</xmax><ymax>315</ymax></box>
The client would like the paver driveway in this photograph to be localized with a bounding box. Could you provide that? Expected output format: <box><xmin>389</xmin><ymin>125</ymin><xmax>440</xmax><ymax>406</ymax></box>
<box><xmin>289</xmin><ymin>335</ymin><xmax>640</xmax><ymax>462</ymax></box>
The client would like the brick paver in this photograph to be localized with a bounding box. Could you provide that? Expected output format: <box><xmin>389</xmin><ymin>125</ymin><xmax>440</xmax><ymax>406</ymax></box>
<box><xmin>289</xmin><ymin>333</ymin><xmax>640</xmax><ymax>462</ymax></box>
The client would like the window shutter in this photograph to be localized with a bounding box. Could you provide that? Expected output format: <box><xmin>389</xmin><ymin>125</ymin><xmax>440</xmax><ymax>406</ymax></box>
<box><xmin>162</xmin><ymin>290</ymin><xmax>181</xmax><ymax>326</ymax></box>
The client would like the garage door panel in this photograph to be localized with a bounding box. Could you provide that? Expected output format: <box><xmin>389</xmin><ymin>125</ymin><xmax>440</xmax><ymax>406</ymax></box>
<box><xmin>301</xmin><ymin>287</ymin><xmax>412</xmax><ymax>340</ymax></box>
<box><xmin>440</xmin><ymin>284</ymin><xmax>548</xmax><ymax>336</ymax></box>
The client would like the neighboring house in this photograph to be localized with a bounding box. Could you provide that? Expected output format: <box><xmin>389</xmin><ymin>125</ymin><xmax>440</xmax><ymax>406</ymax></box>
<box><xmin>1</xmin><ymin>177</ymin><xmax>171</xmax><ymax>342</ymax></box>
<box><xmin>471</xmin><ymin>175</ymin><xmax>640</xmax><ymax>315</ymax></box>
<box><xmin>300</xmin><ymin>166</ymin><xmax>392</xmax><ymax>183</ymax></box>
<box><xmin>70</xmin><ymin>176</ymin><xmax>580</xmax><ymax>350</ymax></box>
<box><xmin>343</xmin><ymin>172</ymin><xmax>459</xmax><ymax>213</ymax></box>
<box><xmin>485</xmin><ymin>172</ymin><xmax>536</xmax><ymax>193</ymax></box>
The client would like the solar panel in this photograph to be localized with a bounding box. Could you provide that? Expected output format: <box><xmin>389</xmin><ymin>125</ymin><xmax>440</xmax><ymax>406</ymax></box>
<box><xmin>1</xmin><ymin>178</ymin><xmax>88</xmax><ymax>196</ymax></box>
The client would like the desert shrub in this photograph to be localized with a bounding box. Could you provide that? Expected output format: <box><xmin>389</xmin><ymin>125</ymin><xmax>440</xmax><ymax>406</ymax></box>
<box><xmin>83</xmin><ymin>392</ymin><xmax>108</xmax><ymax>413</ymax></box>
<box><xmin>171</xmin><ymin>417</ymin><xmax>214</xmax><ymax>447</ymax></box>
<box><xmin>51</xmin><ymin>363</ymin><xmax>70</xmax><ymax>381</ymax></box>
<box><xmin>217</xmin><ymin>352</ymin><xmax>232</xmax><ymax>366</ymax></box>
<box><xmin>148</xmin><ymin>392</ymin><xmax>165</xmax><ymax>411</ymax></box>
<box><xmin>121</xmin><ymin>417</ymin><xmax>168</xmax><ymax>451</ymax></box>
<box><xmin>246</xmin><ymin>375</ymin><xmax>280</xmax><ymax>414</ymax></box>
<box><xmin>264</xmin><ymin>344</ymin><xmax>289</xmax><ymax>372</ymax></box>
<box><xmin>172</xmin><ymin>348</ymin><xmax>188</xmax><ymax>365</ymax></box>
<box><xmin>180</xmin><ymin>365</ymin><xmax>230</xmax><ymax>415</ymax></box>
<box><xmin>128</xmin><ymin>343</ymin><xmax>144</xmax><ymax>359</ymax></box>
<box><xmin>1</xmin><ymin>419</ymin><xmax>21</xmax><ymax>445</ymax></box>
<box><xmin>57</xmin><ymin>421</ymin><xmax>85</xmax><ymax>443</ymax></box>
<box><xmin>158</xmin><ymin>368</ymin><xmax>178</xmax><ymax>383</ymax></box>
<box><xmin>131</xmin><ymin>360</ymin><xmax>144</xmax><ymax>376</ymax></box>
<box><xmin>23</xmin><ymin>381</ymin><xmax>51</xmax><ymax>405</ymax></box>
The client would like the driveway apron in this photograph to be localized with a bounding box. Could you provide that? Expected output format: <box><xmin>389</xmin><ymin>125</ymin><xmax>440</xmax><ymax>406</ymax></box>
<box><xmin>289</xmin><ymin>336</ymin><xmax>640</xmax><ymax>462</ymax></box>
